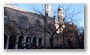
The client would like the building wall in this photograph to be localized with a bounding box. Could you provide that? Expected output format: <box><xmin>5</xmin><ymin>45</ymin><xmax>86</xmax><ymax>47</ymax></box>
<box><xmin>4</xmin><ymin>5</ymin><xmax>77</xmax><ymax>49</ymax></box>
<box><xmin>4</xmin><ymin>5</ymin><xmax>55</xmax><ymax>49</ymax></box>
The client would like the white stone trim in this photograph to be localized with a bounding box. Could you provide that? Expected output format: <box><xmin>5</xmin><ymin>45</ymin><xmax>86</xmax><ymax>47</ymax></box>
<box><xmin>6</xmin><ymin>35</ymin><xmax>9</xmax><ymax>49</ymax></box>
<box><xmin>15</xmin><ymin>36</ymin><xmax>19</xmax><ymax>49</ymax></box>
<box><xmin>37</xmin><ymin>38</ymin><xmax>38</xmax><ymax>46</ymax></box>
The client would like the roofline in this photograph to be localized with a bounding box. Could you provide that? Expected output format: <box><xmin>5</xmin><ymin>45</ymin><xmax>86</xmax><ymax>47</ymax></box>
<box><xmin>4</xmin><ymin>4</ymin><xmax>29</xmax><ymax>12</ymax></box>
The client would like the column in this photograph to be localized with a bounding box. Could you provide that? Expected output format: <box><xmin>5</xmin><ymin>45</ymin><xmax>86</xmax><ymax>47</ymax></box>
<box><xmin>15</xmin><ymin>36</ymin><xmax>19</xmax><ymax>49</ymax></box>
<box><xmin>42</xmin><ymin>38</ymin><xmax>43</xmax><ymax>46</ymax></box>
<box><xmin>23</xmin><ymin>36</ymin><xmax>26</xmax><ymax>49</ymax></box>
<box><xmin>6</xmin><ymin>35</ymin><xmax>9</xmax><ymax>49</ymax></box>
<box><xmin>37</xmin><ymin>38</ymin><xmax>38</xmax><ymax>47</ymax></box>
<box><xmin>31</xmin><ymin>37</ymin><xmax>33</xmax><ymax>43</ymax></box>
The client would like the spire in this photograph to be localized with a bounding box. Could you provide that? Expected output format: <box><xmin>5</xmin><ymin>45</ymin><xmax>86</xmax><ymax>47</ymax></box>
<box><xmin>58</xmin><ymin>6</ymin><xmax>63</xmax><ymax>23</ymax></box>
<box><xmin>45</xmin><ymin>4</ymin><xmax>51</xmax><ymax>17</ymax></box>
<box><xmin>58</xmin><ymin>6</ymin><xmax>63</xmax><ymax>11</ymax></box>
<box><xmin>57</xmin><ymin>6</ymin><xmax>65</xmax><ymax>33</ymax></box>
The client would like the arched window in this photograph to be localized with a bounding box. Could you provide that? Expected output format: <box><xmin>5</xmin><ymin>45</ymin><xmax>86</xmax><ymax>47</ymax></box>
<box><xmin>32</xmin><ymin>37</ymin><xmax>37</xmax><ymax>49</ymax></box>
<box><xmin>18</xmin><ymin>36</ymin><xmax>24</xmax><ymax>49</ymax></box>
<box><xmin>26</xmin><ymin>37</ymin><xmax>31</xmax><ymax>49</ymax></box>
<box><xmin>26</xmin><ymin>37</ymin><xmax>31</xmax><ymax>43</ymax></box>
<box><xmin>33</xmin><ymin>37</ymin><xmax>37</xmax><ymax>44</ymax></box>
<box><xmin>38</xmin><ymin>38</ymin><xmax>42</xmax><ymax>46</ymax></box>
<box><xmin>18</xmin><ymin>16</ymin><xmax>28</xmax><ymax>28</ymax></box>
<box><xmin>8</xmin><ymin>35</ymin><xmax>16</xmax><ymax>49</ymax></box>
<box><xmin>34</xmin><ymin>20</ymin><xmax>42</xmax><ymax>30</ymax></box>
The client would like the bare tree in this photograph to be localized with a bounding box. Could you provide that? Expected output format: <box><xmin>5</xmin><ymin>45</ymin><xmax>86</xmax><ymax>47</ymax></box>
<box><xmin>60</xmin><ymin>4</ymin><xmax>83</xmax><ymax>48</ymax></box>
<box><xmin>28</xmin><ymin>5</ymin><xmax>65</xmax><ymax>48</ymax></box>
<box><xmin>4</xmin><ymin>4</ymin><xmax>83</xmax><ymax>49</ymax></box>
<box><xmin>4</xmin><ymin>7</ymin><xmax>35</xmax><ymax>49</ymax></box>
<box><xmin>29</xmin><ymin>4</ymin><xmax>83</xmax><ymax>49</ymax></box>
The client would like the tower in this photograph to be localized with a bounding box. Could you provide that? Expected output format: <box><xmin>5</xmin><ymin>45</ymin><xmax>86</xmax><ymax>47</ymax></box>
<box><xmin>58</xmin><ymin>6</ymin><xmax>63</xmax><ymax>23</ymax></box>
<box><xmin>45</xmin><ymin>4</ymin><xmax>51</xmax><ymax>17</ymax></box>
<box><xmin>57</xmin><ymin>6</ymin><xmax>65</xmax><ymax>33</ymax></box>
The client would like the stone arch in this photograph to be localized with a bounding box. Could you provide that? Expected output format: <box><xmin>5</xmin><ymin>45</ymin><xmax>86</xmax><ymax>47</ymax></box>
<box><xmin>4</xmin><ymin>34</ymin><xmax>8</xmax><ymax>49</ymax></box>
<box><xmin>18</xmin><ymin>35</ymin><xmax>24</xmax><ymax>49</ymax></box>
<box><xmin>34</xmin><ymin>20</ymin><xmax>42</xmax><ymax>30</ymax></box>
<box><xmin>8</xmin><ymin>35</ymin><xmax>16</xmax><ymax>49</ymax></box>
<box><xmin>26</xmin><ymin>36</ymin><xmax>31</xmax><ymax>49</ymax></box>
<box><xmin>26</xmin><ymin>37</ymin><xmax>31</xmax><ymax>43</ymax></box>
<box><xmin>18</xmin><ymin>16</ymin><xmax>28</xmax><ymax>28</ymax></box>
<box><xmin>33</xmin><ymin>37</ymin><xmax>37</xmax><ymax>44</ymax></box>
<box><xmin>38</xmin><ymin>38</ymin><xmax>42</xmax><ymax>46</ymax></box>
<box><xmin>32</xmin><ymin>37</ymin><xmax>37</xmax><ymax>48</ymax></box>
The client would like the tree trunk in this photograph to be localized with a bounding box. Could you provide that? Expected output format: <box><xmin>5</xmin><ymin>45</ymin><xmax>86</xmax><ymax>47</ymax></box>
<box><xmin>63</xmin><ymin>32</ymin><xmax>65</xmax><ymax>48</ymax></box>
<box><xmin>51</xmin><ymin>35</ymin><xmax>54</xmax><ymax>48</ymax></box>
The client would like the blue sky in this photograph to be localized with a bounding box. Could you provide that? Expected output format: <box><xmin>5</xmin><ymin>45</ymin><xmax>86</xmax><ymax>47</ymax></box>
<box><xmin>12</xmin><ymin>4</ymin><xmax>84</xmax><ymax>28</ymax></box>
